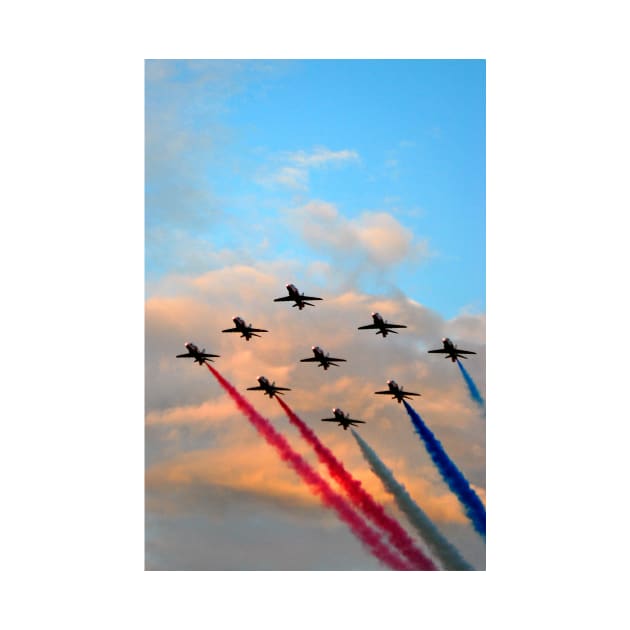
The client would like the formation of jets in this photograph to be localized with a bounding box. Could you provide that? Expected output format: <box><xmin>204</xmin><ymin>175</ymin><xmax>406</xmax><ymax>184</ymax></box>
<box><xmin>427</xmin><ymin>337</ymin><xmax>476</xmax><ymax>362</ymax></box>
<box><xmin>246</xmin><ymin>375</ymin><xmax>291</xmax><ymax>398</ymax></box>
<box><xmin>222</xmin><ymin>316</ymin><xmax>268</xmax><ymax>341</ymax></box>
<box><xmin>176</xmin><ymin>283</ymin><xmax>478</xmax><ymax>430</ymax></box>
<box><xmin>357</xmin><ymin>312</ymin><xmax>407</xmax><ymax>337</ymax></box>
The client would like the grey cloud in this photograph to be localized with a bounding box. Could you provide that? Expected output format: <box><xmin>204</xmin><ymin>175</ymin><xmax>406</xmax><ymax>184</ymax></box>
<box><xmin>146</xmin><ymin>499</ymin><xmax>384</xmax><ymax>571</ymax></box>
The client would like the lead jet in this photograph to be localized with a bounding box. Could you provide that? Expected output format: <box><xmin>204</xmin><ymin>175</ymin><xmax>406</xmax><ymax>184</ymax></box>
<box><xmin>321</xmin><ymin>408</ymin><xmax>366</xmax><ymax>431</ymax></box>
<box><xmin>374</xmin><ymin>379</ymin><xmax>421</xmax><ymax>404</ymax></box>
<box><xmin>175</xmin><ymin>342</ymin><xmax>220</xmax><ymax>365</ymax></box>
<box><xmin>427</xmin><ymin>337</ymin><xmax>477</xmax><ymax>362</ymax></box>
<box><xmin>357</xmin><ymin>312</ymin><xmax>407</xmax><ymax>337</ymax></box>
<box><xmin>273</xmin><ymin>283</ymin><xmax>323</xmax><ymax>310</ymax></box>
<box><xmin>221</xmin><ymin>316</ymin><xmax>268</xmax><ymax>341</ymax></box>
<box><xmin>246</xmin><ymin>375</ymin><xmax>291</xmax><ymax>399</ymax></box>
<box><xmin>299</xmin><ymin>345</ymin><xmax>346</xmax><ymax>371</ymax></box>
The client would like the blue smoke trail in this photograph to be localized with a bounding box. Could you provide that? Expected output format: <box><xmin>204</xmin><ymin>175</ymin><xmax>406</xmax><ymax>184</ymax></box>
<box><xmin>456</xmin><ymin>359</ymin><xmax>485</xmax><ymax>410</ymax></box>
<box><xmin>403</xmin><ymin>400</ymin><xmax>486</xmax><ymax>539</ymax></box>
<box><xmin>351</xmin><ymin>429</ymin><xmax>474</xmax><ymax>570</ymax></box>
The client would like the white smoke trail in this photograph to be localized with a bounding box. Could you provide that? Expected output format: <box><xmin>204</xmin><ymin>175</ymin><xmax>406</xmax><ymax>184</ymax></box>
<box><xmin>351</xmin><ymin>429</ymin><xmax>474</xmax><ymax>571</ymax></box>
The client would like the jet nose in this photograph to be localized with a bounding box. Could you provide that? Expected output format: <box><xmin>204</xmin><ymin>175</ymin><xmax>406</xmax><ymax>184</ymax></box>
<box><xmin>442</xmin><ymin>337</ymin><xmax>447</xmax><ymax>342</ymax></box>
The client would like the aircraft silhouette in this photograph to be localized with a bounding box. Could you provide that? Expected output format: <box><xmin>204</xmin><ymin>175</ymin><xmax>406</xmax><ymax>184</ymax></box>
<box><xmin>175</xmin><ymin>342</ymin><xmax>220</xmax><ymax>365</ymax></box>
<box><xmin>320</xmin><ymin>408</ymin><xmax>366</xmax><ymax>430</ymax></box>
<box><xmin>357</xmin><ymin>312</ymin><xmax>407</xmax><ymax>337</ymax></box>
<box><xmin>427</xmin><ymin>338</ymin><xmax>476</xmax><ymax>362</ymax></box>
<box><xmin>273</xmin><ymin>283</ymin><xmax>323</xmax><ymax>310</ymax></box>
<box><xmin>246</xmin><ymin>375</ymin><xmax>291</xmax><ymax>399</ymax></box>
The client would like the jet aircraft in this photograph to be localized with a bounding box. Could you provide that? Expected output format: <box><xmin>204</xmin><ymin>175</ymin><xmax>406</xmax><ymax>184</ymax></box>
<box><xmin>427</xmin><ymin>337</ymin><xmax>477</xmax><ymax>362</ymax></box>
<box><xmin>246</xmin><ymin>375</ymin><xmax>291</xmax><ymax>398</ymax></box>
<box><xmin>221</xmin><ymin>316</ymin><xmax>268</xmax><ymax>341</ymax></box>
<box><xmin>299</xmin><ymin>346</ymin><xmax>346</xmax><ymax>370</ymax></box>
<box><xmin>374</xmin><ymin>379</ymin><xmax>421</xmax><ymax>403</ymax></box>
<box><xmin>175</xmin><ymin>342</ymin><xmax>220</xmax><ymax>365</ymax></box>
<box><xmin>357</xmin><ymin>312</ymin><xmax>407</xmax><ymax>337</ymax></box>
<box><xmin>273</xmin><ymin>283</ymin><xmax>323</xmax><ymax>310</ymax></box>
<box><xmin>320</xmin><ymin>408</ymin><xmax>366</xmax><ymax>430</ymax></box>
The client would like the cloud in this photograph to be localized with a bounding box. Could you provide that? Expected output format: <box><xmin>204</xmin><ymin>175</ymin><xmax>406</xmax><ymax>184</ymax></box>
<box><xmin>147</xmin><ymin>442</ymin><xmax>324</xmax><ymax>511</ymax></box>
<box><xmin>269</xmin><ymin>166</ymin><xmax>309</xmax><ymax>190</ymax></box>
<box><xmin>257</xmin><ymin>146</ymin><xmax>359</xmax><ymax>191</ymax></box>
<box><xmin>285</xmin><ymin>201</ymin><xmax>430</xmax><ymax>288</ymax></box>
<box><xmin>147</xmin><ymin>405</ymin><xmax>471</xmax><ymax>527</ymax></box>
<box><xmin>285</xmin><ymin>147</ymin><xmax>359</xmax><ymax>167</ymax></box>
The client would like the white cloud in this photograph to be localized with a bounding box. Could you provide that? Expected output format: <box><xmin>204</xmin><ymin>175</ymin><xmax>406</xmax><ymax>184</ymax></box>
<box><xmin>258</xmin><ymin>146</ymin><xmax>359</xmax><ymax>191</ymax></box>
<box><xmin>285</xmin><ymin>147</ymin><xmax>359</xmax><ymax>167</ymax></box>
<box><xmin>272</xmin><ymin>166</ymin><xmax>309</xmax><ymax>190</ymax></box>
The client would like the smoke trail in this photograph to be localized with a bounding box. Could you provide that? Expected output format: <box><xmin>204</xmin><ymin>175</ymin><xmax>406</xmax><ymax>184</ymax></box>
<box><xmin>351</xmin><ymin>429</ymin><xmax>474</xmax><ymax>571</ymax></box>
<box><xmin>456</xmin><ymin>359</ymin><xmax>485</xmax><ymax>410</ymax></box>
<box><xmin>276</xmin><ymin>397</ymin><xmax>437</xmax><ymax>571</ymax></box>
<box><xmin>206</xmin><ymin>365</ymin><xmax>412</xmax><ymax>570</ymax></box>
<box><xmin>403</xmin><ymin>400</ymin><xmax>486</xmax><ymax>539</ymax></box>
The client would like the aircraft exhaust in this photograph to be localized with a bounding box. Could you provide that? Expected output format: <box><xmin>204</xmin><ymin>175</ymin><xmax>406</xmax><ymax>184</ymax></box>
<box><xmin>276</xmin><ymin>397</ymin><xmax>438</xmax><ymax>571</ymax></box>
<box><xmin>403</xmin><ymin>401</ymin><xmax>486</xmax><ymax>539</ymax></box>
<box><xmin>205</xmin><ymin>364</ymin><xmax>413</xmax><ymax>570</ymax></box>
<box><xmin>351</xmin><ymin>429</ymin><xmax>474</xmax><ymax>570</ymax></box>
<box><xmin>456</xmin><ymin>359</ymin><xmax>485</xmax><ymax>410</ymax></box>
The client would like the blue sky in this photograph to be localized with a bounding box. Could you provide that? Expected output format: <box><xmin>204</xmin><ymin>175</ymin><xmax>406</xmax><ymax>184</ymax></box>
<box><xmin>146</xmin><ymin>60</ymin><xmax>485</xmax><ymax>319</ymax></box>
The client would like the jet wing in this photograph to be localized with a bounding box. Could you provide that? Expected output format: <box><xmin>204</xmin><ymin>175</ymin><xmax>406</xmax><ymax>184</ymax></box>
<box><xmin>300</xmin><ymin>357</ymin><xmax>321</xmax><ymax>362</ymax></box>
<box><xmin>457</xmin><ymin>350</ymin><xmax>476</xmax><ymax>355</ymax></box>
<box><xmin>246</xmin><ymin>386</ymin><xmax>264</xmax><ymax>391</ymax></box>
<box><xmin>385</xmin><ymin>323</ymin><xmax>407</xmax><ymax>328</ymax></box>
<box><xmin>326</xmin><ymin>357</ymin><xmax>346</xmax><ymax>363</ymax></box>
<box><xmin>201</xmin><ymin>353</ymin><xmax>220</xmax><ymax>358</ymax></box>
<box><xmin>273</xmin><ymin>296</ymin><xmax>295</xmax><ymax>302</ymax></box>
<box><xmin>221</xmin><ymin>327</ymin><xmax>240</xmax><ymax>333</ymax></box>
<box><xmin>404</xmin><ymin>391</ymin><xmax>421</xmax><ymax>397</ymax></box>
<box><xmin>175</xmin><ymin>352</ymin><xmax>193</xmax><ymax>357</ymax></box>
<box><xmin>349</xmin><ymin>419</ymin><xmax>366</xmax><ymax>425</ymax></box>
<box><xmin>428</xmin><ymin>349</ymin><xmax>449</xmax><ymax>353</ymax></box>
<box><xmin>357</xmin><ymin>324</ymin><xmax>379</xmax><ymax>330</ymax></box>
<box><xmin>248</xmin><ymin>327</ymin><xmax>268</xmax><ymax>333</ymax></box>
<box><xmin>374</xmin><ymin>390</ymin><xmax>392</xmax><ymax>395</ymax></box>
<box><xmin>300</xmin><ymin>295</ymin><xmax>322</xmax><ymax>301</ymax></box>
<box><xmin>273</xmin><ymin>387</ymin><xmax>291</xmax><ymax>391</ymax></box>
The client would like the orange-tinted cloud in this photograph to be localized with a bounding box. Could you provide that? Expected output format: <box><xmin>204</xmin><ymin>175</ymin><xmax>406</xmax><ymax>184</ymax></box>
<box><xmin>146</xmin><ymin>265</ymin><xmax>485</xmax><ymax>530</ymax></box>
<box><xmin>287</xmin><ymin>201</ymin><xmax>429</xmax><ymax>270</ymax></box>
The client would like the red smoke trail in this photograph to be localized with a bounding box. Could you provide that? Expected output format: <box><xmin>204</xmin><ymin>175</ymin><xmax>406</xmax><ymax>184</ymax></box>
<box><xmin>206</xmin><ymin>365</ymin><xmax>412</xmax><ymax>571</ymax></box>
<box><xmin>276</xmin><ymin>397</ymin><xmax>438</xmax><ymax>571</ymax></box>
